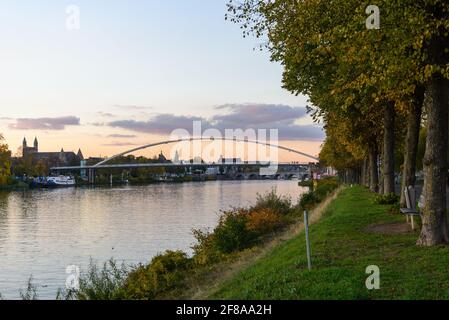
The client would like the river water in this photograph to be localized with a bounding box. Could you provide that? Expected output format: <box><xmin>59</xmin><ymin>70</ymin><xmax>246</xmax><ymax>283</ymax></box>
<box><xmin>0</xmin><ymin>180</ymin><xmax>307</xmax><ymax>299</ymax></box>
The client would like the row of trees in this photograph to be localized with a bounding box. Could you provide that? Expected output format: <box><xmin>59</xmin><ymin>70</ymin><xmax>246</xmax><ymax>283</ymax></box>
<box><xmin>227</xmin><ymin>0</ymin><xmax>449</xmax><ymax>245</ymax></box>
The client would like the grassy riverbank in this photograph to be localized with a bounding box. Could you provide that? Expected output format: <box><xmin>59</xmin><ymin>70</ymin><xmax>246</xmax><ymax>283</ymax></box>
<box><xmin>48</xmin><ymin>178</ymin><xmax>338</xmax><ymax>300</ymax></box>
<box><xmin>20</xmin><ymin>181</ymin><xmax>449</xmax><ymax>300</ymax></box>
<box><xmin>209</xmin><ymin>186</ymin><xmax>449</xmax><ymax>300</ymax></box>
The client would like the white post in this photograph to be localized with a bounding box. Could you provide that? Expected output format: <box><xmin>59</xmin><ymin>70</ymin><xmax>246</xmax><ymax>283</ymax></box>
<box><xmin>304</xmin><ymin>210</ymin><xmax>312</xmax><ymax>270</ymax></box>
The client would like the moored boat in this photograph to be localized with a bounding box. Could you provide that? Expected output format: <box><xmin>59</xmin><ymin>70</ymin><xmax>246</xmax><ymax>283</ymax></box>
<box><xmin>32</xmin><ymin>176</ymin><xmax>76</xmax><ymax>188</ymax></box>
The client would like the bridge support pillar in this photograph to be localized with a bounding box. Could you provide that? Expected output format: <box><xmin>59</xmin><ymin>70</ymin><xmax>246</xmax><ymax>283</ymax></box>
<box><xmin>88</xmin><ymin>169</ymin><xmax>95</xmax><ymax>184</ymax></box>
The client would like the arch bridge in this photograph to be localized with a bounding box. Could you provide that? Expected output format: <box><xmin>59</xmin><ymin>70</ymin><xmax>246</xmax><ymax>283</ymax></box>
<box><xmin>50</xmin><ymin>137</ymin><xmax>319</xmax><ymax>183</ymax></box>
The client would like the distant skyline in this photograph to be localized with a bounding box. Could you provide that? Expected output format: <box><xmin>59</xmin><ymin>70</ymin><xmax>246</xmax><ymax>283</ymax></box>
<box><xmin>0</xmin><ymin>1</ymin><xmax>323</xmax><ymax>162</ymax></box>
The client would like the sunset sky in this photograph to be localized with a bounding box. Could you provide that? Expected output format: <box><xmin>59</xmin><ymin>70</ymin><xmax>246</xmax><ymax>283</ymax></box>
<box><xmin>0</xmin><ymin>1</ymin><xmax>324</xmax><ymax>162</ymax></box>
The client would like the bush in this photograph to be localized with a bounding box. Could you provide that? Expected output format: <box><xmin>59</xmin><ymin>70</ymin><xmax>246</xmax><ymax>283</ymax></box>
<box><xmin>192</xmin><ymin>228</ymin><xmax>223</xmax><ymax>266</ymax></box>
<box><xmin>193</xmin><ymin>190</ymin><xmax>295</xmax><ymax>265</ymax></box>
<box><xmin>314</xmin><ymin>178</ymin><xmax>339</xmax><ymax>200</ymax></box>
<box><xmin>123</xmin><ymin>250</ymin><xmax>192</xmax><ymax>299</ymax></box>
<box><xmin>246</xmin><ymin>208</ymin><xmax>285</xmax><ymax>236</ymax></box>
<box><xmin>213</xmin><ymin>209</ymin><xmax>257</xmax><ymax>254</ymax></box>
<box><xmin>298</xmin><ymin>180</ymin><xmax>312</xmax><ymax>187</ymax></box>
<box><xmin>374</xmin><ymin>193</ymin><xmax>399</xmax><ymax>205</ymax></box>
<box><xmin>253</xmin><ymin>189</ymin><xmax>292</xmax><ymax>215</ymax></box>
<box><xmin>66</xmin><ymin>259</ymin><xmax>129</xmax><ymax>300</ymax></box>
<box><xmin>58</xmin><ymin>253</ymin><xmax>192</xmax><ymax>300</ymax></box>
<box><xmin>299</xmin><ymin>177</ymin><xmax>339</xmax><ymax>210</ymax></box>
<box><xmin>299</xmin><ymin>191</ymin><xmax>319</xmax><ymax>210</ymax></box>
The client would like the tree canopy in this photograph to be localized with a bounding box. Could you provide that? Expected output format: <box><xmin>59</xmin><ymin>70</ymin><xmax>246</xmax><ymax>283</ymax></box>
<box><xmin>228</xmin><ymin>0</ymin><xmax>449</xmax><ymax>245</ymax></box>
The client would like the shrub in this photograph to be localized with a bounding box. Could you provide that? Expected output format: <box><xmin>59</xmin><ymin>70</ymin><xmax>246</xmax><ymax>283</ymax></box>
<box><xmin>298</xmin><ymin>180</ymin><xmax>312</xmax><ymax>187</ymax></box>
<box><xmin>246</xmin><ymin>208</ymin><xmax>285</xmax><ymax>236</ymax></box>
<box><xmin>314</xmin><ymin>178</ymin><xmax>339</xmax><ymax>200</ymax></box>
<box><xmin>192</xmin><ymin>228</ymin><xmax>223</xmax><ymax>266</ymax></box>
<box><xmin>192</xmin><ymin>195</ymin><xmax>292</xmax><ymax>265</ymax></box>
<box><xmin>299</xmin><ymin>177</ymin><xmax>339</xmax><ymax>210</ymax></box>
<box><xmin>299</xmin><ymin>191</ymin><xmax>319</xmax><ymax>210</ymax></box>
<box><xmin>123</xmin><ymin>250</ymin><xmax>192</xmax><ymax>299</ymax></box>
<box><xmin>374</xmin><ymin>193</ymin><xmax>399</xmax><ymax>205</ymax></box>
<box><xmin>253</xmin><ymin>189</ymin><xmax>292</xmax><ymax>215</ymax></box>
<box><xmin>68</xmin><ymin>259</ymin><xmax>129</xmax><ymax>300</ymax></box>
<box><xmin>212</xmin><ymin>209</ymin><xmax>257</xmax><ymax>254</ymax></box>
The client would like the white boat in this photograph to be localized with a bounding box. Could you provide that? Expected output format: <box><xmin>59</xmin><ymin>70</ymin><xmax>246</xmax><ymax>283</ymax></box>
<box><xmin>45</xmin><ymin>176</ymin><xmax>76</xmax><ymax>187</ymax></box>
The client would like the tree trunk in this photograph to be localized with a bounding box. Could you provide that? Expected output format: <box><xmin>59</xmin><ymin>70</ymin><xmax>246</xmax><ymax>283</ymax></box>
<box><xmin>378</xmin><ymin>154</ymin><xmax>384</xmax><ymax>194</ymax></box>
<box><xmin>417</xmin><ymin>75</ymin><xmax>449</xmax><ymax>246</ymax></box>
<box><xmin>369</xmin><ymin>149</ymin><xmax>379</xmax><ymax>193</ymax></box>
<box><xmin>400</xmin><ymin>86</ymin><xmax>425</xmax><ymax>207</ymax></box>
<box><xmin>361</xmin><ymin>158</ymin><xmax>366</xmax><ymax>186</ymax></box>
<box><xmin>383</xmin><ymin>102</ymin><xmax>395</xmax><ymax>194</ymax></box>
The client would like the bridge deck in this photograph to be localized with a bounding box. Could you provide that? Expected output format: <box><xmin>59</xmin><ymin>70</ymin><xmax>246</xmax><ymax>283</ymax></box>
<box><xmin>51</xmin><ymin>163</ymin><xmax>310</xmax><ymax>171</ymax></box>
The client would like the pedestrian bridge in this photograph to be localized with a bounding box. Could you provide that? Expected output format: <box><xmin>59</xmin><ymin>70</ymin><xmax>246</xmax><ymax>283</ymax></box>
<box><xmin>50</xmin><ymin>137</ymin><xmax>318</xmax><ymax>182</ymax></box>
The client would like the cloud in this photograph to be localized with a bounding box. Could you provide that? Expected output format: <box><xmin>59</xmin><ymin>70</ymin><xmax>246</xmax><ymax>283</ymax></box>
<box><xmin>211</xmin><ymin>103</ymin><xmax>323</xmax><ymax>141</ymax></box>
<box><xmin>108</xmin><ymin>114</ymin><xmax>210</xmax><ymax>135</ymax></box>
<box><xmin>113</xmin><ymin>105</ymin><xmax>153</xmax><ymax>111</ymax></box>
<box><xmin>104</xmin><ymin>104</ymin><xmax>324</xmax><ymax>141</ymax></box>
<box><xmin>213</xmin><ymin>103</ymin><xmax>307</xmax><ymax>127</ymax></box>
<box><xmin>107</xmin><ymin>134</ymin><xmax>137</xmax><ymax>139</ymax></box>
<box><xmin>8</xmin><ymin>116</ymin><xmax>81</xmax><ymax>131</ymax></box>
<box><xmin>98</xmin><ymin>111</ymin><xmax>116</xmax><ymax>118</ymax></box>
<box><xmin>102</xmin><ymin>142</ymin><xmax>139</xmax><ymax>147</ymax></box>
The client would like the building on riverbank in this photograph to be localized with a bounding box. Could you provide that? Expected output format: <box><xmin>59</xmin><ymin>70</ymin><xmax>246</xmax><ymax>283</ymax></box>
<box><xmin>21</xmin><ymin>137</ymin><xmax>84</xmax><ymax>165</ymax></box>
<box><xmin>11</xmin><ymin>138</ymin><xmax>85</xmax><ymax>176</ymax></box>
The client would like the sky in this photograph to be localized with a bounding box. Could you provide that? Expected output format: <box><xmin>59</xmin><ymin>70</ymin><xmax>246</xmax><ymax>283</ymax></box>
<box><xmin>0</xmin><ymin>0</ymin><xmax>324</xmax><ymax>162</ymax></box>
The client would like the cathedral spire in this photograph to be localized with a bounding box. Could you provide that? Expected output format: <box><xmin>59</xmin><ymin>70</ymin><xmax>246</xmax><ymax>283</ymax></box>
<box><xmin>77</xmin><ymin>148</ymin><xmax>84</xmax><ymax>160</ymax></box>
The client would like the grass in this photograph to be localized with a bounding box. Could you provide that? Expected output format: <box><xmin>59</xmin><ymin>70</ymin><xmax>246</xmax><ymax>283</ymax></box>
<box><xmin>208</xmin><ymin>186</ymin><xmax>449</xmax><ymax>300</ymax></box>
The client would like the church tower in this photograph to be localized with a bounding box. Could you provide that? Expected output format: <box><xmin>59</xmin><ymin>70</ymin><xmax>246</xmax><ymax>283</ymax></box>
<box><xmin>77</xmin><ymin>149</ymin><xmax>84</xmax><ymax>160</ymax></box>
<box><xmin>23</xmin><ymin>137</ymin><xmax>27</xmax><ymax>150</ymax></box>
<box><xmin>33</xmin><ymin>137</ymin><xmax>38</xmax><ymax>152</ymax></box>
<box><xmin>173</xmin><ymin>150</ymin><xmax>180</xmax><ymax>163</ymax></box>
<box><xmin>59</xmin><ymin>148</ymin><xmax>66</xmax><ymax>163</ymax></box>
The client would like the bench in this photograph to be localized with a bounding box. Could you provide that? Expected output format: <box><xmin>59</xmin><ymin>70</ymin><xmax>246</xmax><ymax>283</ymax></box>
<box><xmin>400</xmin><ymin>186</ymin><xmax>423</xmax><ymax>230</ymax></box>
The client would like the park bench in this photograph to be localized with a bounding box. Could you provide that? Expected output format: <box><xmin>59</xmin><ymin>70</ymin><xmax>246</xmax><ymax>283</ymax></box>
<box><xmin>400</xmin><ymin>186</ymin><xmax>424</xmax><ymax>230</ymax></box>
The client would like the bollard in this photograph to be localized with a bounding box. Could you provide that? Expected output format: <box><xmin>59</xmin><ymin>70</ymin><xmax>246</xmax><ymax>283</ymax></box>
<box><xmin>304</xmin><ymin>210</ymin><xmax>312</xmax><ymax>270</ymax></box>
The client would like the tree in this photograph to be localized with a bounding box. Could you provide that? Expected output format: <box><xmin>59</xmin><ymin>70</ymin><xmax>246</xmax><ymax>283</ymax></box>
<box><xmin>34</xmin><ymin>160</ymin><xmax>48</xmax><ymax>177</ymax></box>
<box><xmin>0</xmin><ymin>135</ymin><xmax>12</xmax><ymax>185</ymax></box>
<box><xmin>228</xmin><ymin>0</ymin><xmax>449</xmax><ymax>245</ymax></box>
<box><xmin>400</xmin><ymin>87</ymin><xmax>425</xmax><ymax>206</ymax></box>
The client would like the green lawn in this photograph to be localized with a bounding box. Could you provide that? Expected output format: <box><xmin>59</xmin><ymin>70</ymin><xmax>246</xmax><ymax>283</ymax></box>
<box><xmin>209</xmin><ymin>186</ymin><xmax>449</xmax><ymax>300</ymax></box>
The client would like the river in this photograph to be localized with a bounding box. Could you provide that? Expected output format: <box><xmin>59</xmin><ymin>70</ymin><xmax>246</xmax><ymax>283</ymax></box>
<box><xmin>0</xmin><ymin>180</ymin><xmax>307</xmax><ymax>299</ymax></box>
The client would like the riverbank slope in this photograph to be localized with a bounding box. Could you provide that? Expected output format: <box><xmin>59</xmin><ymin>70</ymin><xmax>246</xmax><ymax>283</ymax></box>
<box><xmin>208</xmin><ymin>186</ymin><xmax>449</xmax><ymax>299</ymax></box>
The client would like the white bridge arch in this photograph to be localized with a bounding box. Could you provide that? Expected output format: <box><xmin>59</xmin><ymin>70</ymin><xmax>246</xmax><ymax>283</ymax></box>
<box><xmin>94</xmin><ymin>137</ymin><xmax>319</xmax><ymax>167</ymax></box>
